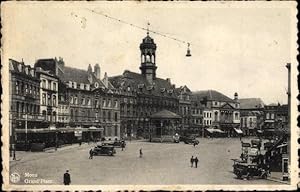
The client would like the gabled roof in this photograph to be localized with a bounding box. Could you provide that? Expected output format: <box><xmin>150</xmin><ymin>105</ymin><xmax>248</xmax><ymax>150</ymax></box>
<box><xmin>59</xmin><ymin>66</ymin><xmax>106</xmax><ymax>88</ymax></box>
<box><xmin>150</xmin><ymin>110</ymin><xmax>181</xmax><ymax>119</ymax></box>
<box><xmin>238</xmin><ymin>98</ymin><xmax>265</xmax><ymax>109</ymax></box>
<box><xmin>192</xmin><ymin>90</ymin><xmax>236</xmax><ymax>103</ymax></box>
<box><xmin>175</xmin><ymin>85</ymin><xmax>191</xmax><ymax>94</ymax></box>
<box><xmin>220</xmin><ymin>103</ymin><xmax>235</xmax><ymax>109</ymax></box>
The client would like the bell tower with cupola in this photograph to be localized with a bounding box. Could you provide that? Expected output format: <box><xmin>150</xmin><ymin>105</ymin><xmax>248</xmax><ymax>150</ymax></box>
<box><xmin>139</xmin><ymin>24</ymin><xmax>157</xmax><ymax>84</ymax></box>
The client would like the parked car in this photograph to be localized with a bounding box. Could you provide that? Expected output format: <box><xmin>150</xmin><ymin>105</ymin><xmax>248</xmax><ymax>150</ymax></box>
<box><xmin>181</xmin><ymin>136</ymin><xmax>199</xmax><ymax>145</ymax></box>
<box><xmin>232</xmin><ymin>161</ymin><xmax>268</xmax><ymax>180</ymax></box>
<box><xmin>102</xmin><ymin>140</ymin><xmax>126</xmax><ymax>148</ymax></box>
<box><xmin>92</xmin><ymin>145</ymin><xmax>116</xmax><ymax>156</ymax></box>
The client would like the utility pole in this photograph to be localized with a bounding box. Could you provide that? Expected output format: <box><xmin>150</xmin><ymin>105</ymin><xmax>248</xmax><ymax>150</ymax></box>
<box><xmin>25</xmin><ymin>113</ymin><xmax>28</xmax><ymax>150</ymax></box>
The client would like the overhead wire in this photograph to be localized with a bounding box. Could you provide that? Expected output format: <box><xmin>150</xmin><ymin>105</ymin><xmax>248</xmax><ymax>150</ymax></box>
<box><xmin>85</xmin><ymin>8</ymin><xmax>191</xmax><ymax>46</ymax></box>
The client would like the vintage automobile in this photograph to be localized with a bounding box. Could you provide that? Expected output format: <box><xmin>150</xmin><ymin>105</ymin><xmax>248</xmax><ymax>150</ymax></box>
<box><xmin>102</xmin><ymin>140</ymin><xmax>126</xmax><ymax>148</ymax></box>
<box><xmin>232</xmin><ymin>160</ymin><xmax>268</xmax><ymax>180</ymax></box>
<box><xmin>181</xmin><ymin>136</ymin><xmax>199</xmax><ymax>145</ymax></box>
<box><xmin>251</xmin><ymin>139</ymin><xmax>262</xmax><ymax>149</ymax></box>
<box><xmin>92</xmin><ymin>145</ymin><xmax>116</xmax><ymax>156</ymax></box>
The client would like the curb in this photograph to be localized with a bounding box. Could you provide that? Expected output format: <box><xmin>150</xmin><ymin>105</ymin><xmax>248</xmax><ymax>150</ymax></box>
<box><xmin>266</xmin><ymin>177</ymin><xmax>289</xmax><ymax>184</ymax></box>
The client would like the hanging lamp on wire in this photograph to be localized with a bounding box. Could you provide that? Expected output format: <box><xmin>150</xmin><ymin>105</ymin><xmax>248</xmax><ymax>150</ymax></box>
<box><xmin>186</xmin><ymin>43</ymin><xmax>191</xmax><ymax>57</ymax></box>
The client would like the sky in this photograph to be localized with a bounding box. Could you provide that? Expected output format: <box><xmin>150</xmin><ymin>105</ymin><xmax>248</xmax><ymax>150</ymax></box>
<box><xmin>2</xmin><ymin>2</ymin><xmax>297</xmax><ymax>105</ymax></box>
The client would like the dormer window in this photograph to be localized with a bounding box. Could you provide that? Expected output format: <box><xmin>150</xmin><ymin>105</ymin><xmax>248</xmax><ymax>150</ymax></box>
<box><xmin>18</xmin><ymin>63</ymin><xmax>22</xmax><ymax>72</ymax></box>
<box><xmin>167</xmin><ymin>89</ymin><xmax>173</xmax><ymax>94</ymax></box>
<box><xmin>80</xmin><ymin>83</ymin><xmax>84</xmax><ymax>90</ymax></box>
<box><xmin>161</xmin><ymin>88</ymin><xmax>166</xmax><ymax>93</ymax></box>
<box><xmin>25</xmin><ymin>67</ymin><xmax>29</xmax><ymax>75</ymax></box>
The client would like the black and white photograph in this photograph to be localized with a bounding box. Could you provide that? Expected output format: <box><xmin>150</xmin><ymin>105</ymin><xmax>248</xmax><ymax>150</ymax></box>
<box><xmin>1</xmin><ymin>1</ymin><xmax>298</xmax><ymax>191</ymax></box>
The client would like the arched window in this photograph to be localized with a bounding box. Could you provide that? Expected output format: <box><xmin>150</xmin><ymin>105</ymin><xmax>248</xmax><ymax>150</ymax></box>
<box><xmin>142</xmin><ymin>55</ymin><xmax>145</xmax><ymax>63</ymax></box>
<box><xmin>146</xmin><ymin>54</ymin><xmax>151</xmax><ymax>62</ymax></box>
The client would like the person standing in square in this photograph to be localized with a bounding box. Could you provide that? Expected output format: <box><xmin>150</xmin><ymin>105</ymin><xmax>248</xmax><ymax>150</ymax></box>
<box><xmin>63</xmin><ymin>170</ymin><xmax>71</xmax><ymax>185</ymax></box>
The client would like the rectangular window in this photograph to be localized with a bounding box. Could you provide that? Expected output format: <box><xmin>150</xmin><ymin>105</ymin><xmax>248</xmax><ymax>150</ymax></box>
<box><xmin>47</xmin><ymin>94</ymin><xmax>51</xmax><ymax>106</ymax></box>
<box><xmin>87</xmin><ymin>98</ymin><xmax>91</xmax><ymax>106</ymax></box>
<box><xmin>74</xmin><ymin>97</ymin><xmax>78</xmax><ymax>105</ymax></box>
<box><xmin>271</xmin><ymin>113</ymin><xmax>275</xmax><ymax>119</ymax></box>
<box><xmin>48</xmin><ymin>80</ymin><xmax>51</xmax><ymax>90</ymax></box>
<box><xmin>103</xmin><ymin>111</ymin><xmax>106</xmax><ymax>121</ymax></box>
<box><xmin>81</xmin><ymin>98</ymin><xmax>85</xmax><ymax>105</ymax></box>
<box><xmin>53</xmin><ymin>82</ymin><xmax>57</xmax><ymax>91</ymax></box>
<box><xmin>15</xmin><ymin>81</ymin><xmax>19</xmax><ymax>94</ymax></box>
<box><xmin>42</xmin><ymin>80</ymin><xmax>46</xmax><ymax>88</ymax></box>
<box><xmin>95</xmin><ymin>99</ymin><xmax>98</xmax><ymax>108</ymax></box>
<box><xmin>42</xmin><ymin>93</ymin><xmax>46</xmax><ymax>105</ymax></box>
<box><xmin>114</xmin><ymin>112</ymin><xmax>118</xmax><ymax>122</ymax></box>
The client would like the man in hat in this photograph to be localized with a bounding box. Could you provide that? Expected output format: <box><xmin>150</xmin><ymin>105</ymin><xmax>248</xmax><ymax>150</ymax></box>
<box><xmin>63</xmin><ymin>170</ymin><xmax>71</xmax><ymax>185</ymax></box>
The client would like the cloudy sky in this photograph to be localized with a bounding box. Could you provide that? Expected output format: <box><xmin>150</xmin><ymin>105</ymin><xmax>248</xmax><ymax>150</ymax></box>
<box><xmin>3</xmin><ymin>1</ymin><xmax>297</xmax><ymax>104</ymax></box>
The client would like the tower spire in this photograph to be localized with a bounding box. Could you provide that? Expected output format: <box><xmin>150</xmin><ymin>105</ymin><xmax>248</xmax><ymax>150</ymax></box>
<box><xmin>147</xmin><ymin>22</ymin><xmax>150</xmax><ymax>36</ymax></box>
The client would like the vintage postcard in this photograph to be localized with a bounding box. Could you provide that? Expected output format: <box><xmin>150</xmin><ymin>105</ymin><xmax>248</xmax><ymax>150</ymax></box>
<box><xmin>1</xmin><ymin>1</ymin><xmax>298</xmax><ymax>191</ymax></box>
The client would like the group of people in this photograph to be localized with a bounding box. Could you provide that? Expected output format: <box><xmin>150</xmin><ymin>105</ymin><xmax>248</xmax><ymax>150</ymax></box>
<box><xmin>190</xmin><ymin>156</ymin><xmax>199</xmax><ymax>168</ymax></box>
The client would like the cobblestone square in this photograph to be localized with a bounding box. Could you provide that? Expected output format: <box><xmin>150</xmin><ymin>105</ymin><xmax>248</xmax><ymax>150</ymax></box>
<box><xmin>10</xmin><ymin>138</ymin><xmax>278</xmax><ymax>185</ymax></box>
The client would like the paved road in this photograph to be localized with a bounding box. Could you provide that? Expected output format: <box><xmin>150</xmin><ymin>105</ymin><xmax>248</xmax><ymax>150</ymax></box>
<box><xmin>10</xmin><ymin>138</ymin><xmax>278</xmax><ymax>185</ymax></box>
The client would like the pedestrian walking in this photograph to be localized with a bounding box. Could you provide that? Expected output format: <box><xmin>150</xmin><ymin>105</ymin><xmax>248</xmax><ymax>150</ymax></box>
<box><xmin>121</xmin><ymin>142</ymin><xmax>124</xmax><ymax>151</ymax></box>
<box><xmin>194</xmin><ymin>157</ymin><xmax>199</xmax><ymax>168</ymax></box>
<box><xmin>63</xmin><ymin>170</ymin><xmax>71</xmax><ymax>185</ymax></box>
<box><xmin>193</xmin><ymin>141</ymin><xmax>196</xmax><ymax>147</ymax></box>
<box><xmin>89</xmin><ymin>149</ymin><xmax>93</xmax><ymax>159</ymax></box>
<box><xmin>139</xmin><ymin>148</ymin><xmax>143</xmax><ymax>158</ymax></box>
<box><xmin>190</xmin><ymin>156</ymin><xmax>194</xmax><ymax>167</ymax></box>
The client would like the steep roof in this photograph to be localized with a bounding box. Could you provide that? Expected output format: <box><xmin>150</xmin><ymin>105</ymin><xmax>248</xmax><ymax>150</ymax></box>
<box><xmin>150</xmin><ymin>109</ymin><xmax>181</xmax><ymax>119</ymax></box>
<box><xmin>109</xmin><ymin>70</ymin><xmax>176</xmax><ymax>98</ymax></box>
<box><xmin>59</xmin><ymin>66</ymin><xmax>106</xmax><ymax>88</ymax></box>
<box><xmin>192</xmin><ymin>90</ymin><xmax>236</xmax><ymax>103</ymax></box>
<box><xmin>238</xmin><ymin>98</ymin><xmax>265</xmax><ymax>109</ymax></box>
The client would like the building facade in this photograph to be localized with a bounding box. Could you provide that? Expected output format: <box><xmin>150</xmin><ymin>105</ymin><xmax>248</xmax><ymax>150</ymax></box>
<box><xmin>192</xmin><ymin>90</ymin><xmax>240</xmax><ymax>137</ymax></box>
<box><xmin>263</xmin><ymin>103</ymin><xmax>288</xmax><ymax>137</ymax></box>
<box><xmin>35</xmin><ymin>67</ymin><xmax>59</xmax><ymax>126</ymax></box>
<box><xmin>176</xmin><ymin>85</ymin><xmax>192</xmax><ymax>134</ymax></box>
<box><xmin>35</xmin><ymin>58</ymin><xmax>121</xmax><ymax>140</ymax></box>
<box><xmin>238</xmin><ymin>98</ymin><xmax>265</xmax><ymax>136</ymax></box>
<box><xmin>9</xmin><ymin>59</ymin><xmax>41</xmax><ymax>148</ymax></box>
<box><xmin>110</xmin><ymin>32</ymin><xmax>180</xmax><ymax>139</ymax></box>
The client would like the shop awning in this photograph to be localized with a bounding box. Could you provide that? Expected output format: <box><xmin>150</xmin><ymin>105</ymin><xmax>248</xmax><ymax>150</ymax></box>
<box><xmin>234</xmin><ymin>128</ymin><xmax>243</xmax><ymax>134</ymax></box>
<box><xmin>206</xmin><ymin>128</ymin><xmax>225</xmax><ymax>134</ymax></box>
<box><xmin>276</xmin><ymin>143</ymin><xmax>288</xmax><ymax>149</ymax></box>
<box><xmin>89</xmin><ymin>127</ymin><xmax>104</xmax><ymax>132</ymax></box>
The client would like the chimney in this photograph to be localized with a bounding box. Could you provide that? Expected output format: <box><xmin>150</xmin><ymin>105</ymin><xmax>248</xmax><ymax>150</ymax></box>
<box><xmin>234</xmin><ymin>92</ymin><xmax>238</xmax><ymax>100</ymax></box>
<box><xmin>103</xmin><ymin>72</ymin><xmax>108</xmax><ymax>88</ymax></box>
<box><xmin>88</xmin><ymin>64</ymin><xmax>92</xmax><ymax>73</ymax></box>
<box><xmin>166</xmin><ymin>78</ymin><xmax>171</xmax><ymax>84</ymax></box>
<box><xmin>94</xmin><ymin>63</ymin><xmax>101</xmax><ymax>79</ymax></box>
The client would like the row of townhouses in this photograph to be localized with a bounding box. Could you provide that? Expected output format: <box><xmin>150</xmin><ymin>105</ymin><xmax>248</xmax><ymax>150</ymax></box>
<box><xmin>9</xmin><ymin>33</ymin><xmax>288</xmax><ymax>149</ymax></box>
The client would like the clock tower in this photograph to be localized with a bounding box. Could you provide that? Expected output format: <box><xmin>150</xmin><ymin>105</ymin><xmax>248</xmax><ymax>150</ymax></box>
<box><xmin>139</xmin><ymin>29</ymin><xmax>157</xmax><ymax>84</ymax></box>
